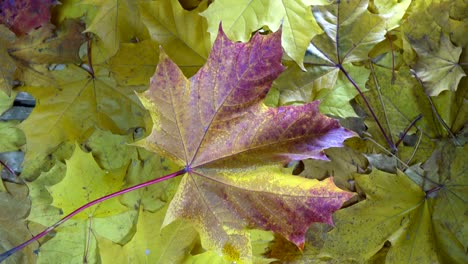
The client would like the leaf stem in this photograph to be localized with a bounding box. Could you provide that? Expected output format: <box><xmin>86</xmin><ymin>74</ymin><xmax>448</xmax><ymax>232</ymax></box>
<box><xmin>337</xmin><ymin>64</ymin><xmax>397</xmax><ymax>152</ymax></box>
<box><xmin>80</xmin><ymin>33</ymin><xmax>95</xmax><ymax>78</ymax></box>
<box><xmin>86</xmin><ymin>33</ymin><xmax>95</xmax><ymax>78</ymax></box>
<box><xmin>0</xmin><ymin>168</ymin><xmax>187</xmax><ymax>262</ymax></box>
<box><xmin>369</xmin><ymin>62</ymin><xmax>394</xmax><ymax>148</ymax></box>
<box><xmin>0</xmin><ymin>159</ymin><xmax>16</xmax><ymax>178</ymax></box>
<box><xmin>410</xmin><ymin>70</ymin><xmax>461</xmax><ymax>146</ymax></box>
<box><xmin>386</xmin><ymin>32</ymin><xmax>396</xmax><ymax>84</ymax></box>
<box><xmin>394</xmin><ymin>114</ymin><xmax>422</xmax><ymax>148</ymax></box>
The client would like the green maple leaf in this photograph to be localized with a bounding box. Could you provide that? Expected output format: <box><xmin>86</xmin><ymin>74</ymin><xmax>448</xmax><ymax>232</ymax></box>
<box><xmin>136</xmin><ymin>26</ymin><xmax>355</xmax><ymax>262</ymax></box>
<box><xmin>354</xmin><ymin>64</ymin><xmax>467</xmax><ymax>165</ymax></box>
<box><xmin>139</xmin><ymin>0</ymin><xmax>211</xmax><ymax>76</ymax></box>
<box><xmin>18</xmin><ymin>64</ymin><xmax>149</xmax><ymax>176</ymax></box>
<box><xmin>83</xmin><ymin>0</ymin><xmax>149</xmax><ymax>62</ymax></box>
<box><xmin>320</xmin><ymin>140</ymin><xmax>467</xmax><ymax>263</ymax></box>
<box><xmin>407</xmin><ymin>141</ymin><xmax>468</xmax><ymax>263</ymax></box>
<box><xmin>272</xmin><ymin>0</ymin><xmax>388</xmax><ymax>117</ymax></box>
<box><xmin>271</xmin><ymin>61</ymin><xmax>369</xmax><ymax>117</ymax></box>
<box><xmin>28</xmin><ymin>145</ymin><xmax>137</xmax><ymax>262</ymax></box>
<box><xmin>408</xmin><ymin>33</ymin><xmax>465</xmax><ymax>96</ymax></box>
<box><xmin>98</xmin><ymin>205</ymin><xmax>199</xmax><ymax>263</ymax></box>
<box><xmin>200</xmin><ymin>0</ymin><xmax>324</xmax><ymax>70</ymax></box>
<box><xmin>320</xmin><ymin>170</ymin><xmax>435</xmax><ymax>262</ymax></box>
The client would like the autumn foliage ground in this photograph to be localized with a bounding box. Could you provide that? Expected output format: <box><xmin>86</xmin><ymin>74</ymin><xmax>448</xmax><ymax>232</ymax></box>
<box><xmin>0</xmin><ymin>0</ymin><xmax>466</xmax><ymax>264</ymax></box>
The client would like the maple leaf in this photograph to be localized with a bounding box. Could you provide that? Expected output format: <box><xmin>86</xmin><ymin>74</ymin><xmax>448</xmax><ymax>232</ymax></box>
<box><xmin>18</xmin><ymin>64</ymin><xmax>149</xmax><ymax>176</ymax></box>
<box><xmin>271</xmin><ymin>60</ymin><xmax>369</xmax><ymax>117</ymax></box>
<box><xmin>320</xmin><ymin>140</ymin><xmax>467</xmax><ymax>263</ymax></box>
<box><xmin>0</xmin><ymin>0</ymin><xmax>56</xmax><ymax>35</ymax></box>
<box><xmin>139</xmin><ymin>0</ymin><xmax>211</xmax><ymax>76</ymax></box>
<box><xmin>82</xmin><ymin>0</ymin><xmax>149</xmax><ymax>62</ymax></box>
<box><xmin>98</xmin><ymin>205</ymin><xmax>199</xmax><ymax>263</ymax></box>
<box><xmin>354</xmin><ymin>64</ymin><xmax>467</xmax><ymax>165</ymax></box>
<box><xmin>301</xmin><ymin>146</ymin><xmax>368</xmax><ymax>191</ymax></box>
<box><xmin>271</xmin><ymin>0</ymin><xmax>388</xmax><ymax>117</ymax></box>
<box><xmin>407</xmin><ymin>141</ymin><xmax>468</xmax><ymax>263</ymax></box>
<box><xmin>408</xmin><ymin>33</ymin><xmax>465</xmax><ymax>96</ymax></box>
<box><xmin>8</xmin><ymin>19</ymin><xmax>86</xmax><ymax>64</ymax></box>
<box><xmin>200</xmin><ymin>0</ymin><xmax>324</xmax><ymax>70</ymax></box>
<box><xmin>371</xmin><ymin>0</ymin><xmax>411</xmax><ymax>31</ymax></box>
<box><xmin>0</xmin><ymin>26</ymin><xmax>16</xmax><ymax>95</ymax></box>
<box><xmin>109</xmin><ymin>40</ymin><xmax>160</xmax><ymax>86</ymax></box>
<box><xmin>27</xmin><ymin>145</ymin><xmax>137</xmax><ymax>262</ymax></box>
<box><xmin>0</xmin><ymin>183</ymin><xmax>37</xmax><ymax>264</ymax></box>
<box><xmin>0</xmin><ymin>121</ymin><xmax>25</xmax><ymax>153</ymax></box>
<box><xmin>136</xmin><ymin>26</ymin><xmax>354</xmax><ymax>261</ymax></box>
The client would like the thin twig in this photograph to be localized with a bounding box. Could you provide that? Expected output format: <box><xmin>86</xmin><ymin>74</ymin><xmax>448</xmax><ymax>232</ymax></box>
<box><xmin>87</xmin><ymin>33</ymin><xmax>95</xmax><ymax>77</ymax></box>
<box><xmin>338</xmin><ymin>64</ymin><xmax>397</xmax><ymax>152</ymax></box>
<box><xmin>83</xmin><ymin>217</ymin><xmax>93</xmax><ymax>264</ymax></box>
<box><xmin>386</xmin><ymin>32</ymin><xmax>396</xmax><ymax>84</ymax></box>
<box><xmin>411</xmin><ymin>70</ymin><xmax>461</xmax><ymax>146</ymax></box>
<box><xmin>369</xmin><ymin>62</ymin><xmax>395</xmax><ymax>149</ymax></box>
<box><xmin>363</xmin><ymin>136</ymin><xmax>408</xmax><ymax>170</ymax></box>
<box><xmin>0</xmin><ymin>159</ymin><xmax>16</xmax><ymax>178</ymax></box>
<box><xmin>405</xmin><ymin>128</ymin><xmax>423</xmax><ymax>165</ymax></box>
<box><xmin>80</xmin><ymin>33</ymin><xmax>95</xmax><ymax>78</ymax></box>
<box><xmin>395</xmin><ymin>114</ymin><xmax>423</xmax><ymax>148</ymax></box>
<box><xmin>0</xmin><ymin>168</ymin><xmax>187</xmax><ymax>262</ymax></box>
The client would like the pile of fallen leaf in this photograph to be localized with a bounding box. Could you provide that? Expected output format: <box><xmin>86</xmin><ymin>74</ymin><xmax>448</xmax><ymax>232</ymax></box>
<box><xmin>0</xmin><ymin>0</ymin><xmax>466</xmax><ymax>263</ymax></box>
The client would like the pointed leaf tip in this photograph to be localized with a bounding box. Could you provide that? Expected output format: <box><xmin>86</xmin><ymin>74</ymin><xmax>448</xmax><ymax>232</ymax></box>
<box><xmin>139</xmin><ymin>25</ymin><xmax>354</xmax><ymax>261</ymax></box>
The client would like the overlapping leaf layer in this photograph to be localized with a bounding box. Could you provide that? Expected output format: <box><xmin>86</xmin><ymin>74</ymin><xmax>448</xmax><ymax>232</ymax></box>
<box><xmin>0</xmin><ymin>0</ymin><xmax>466</xmax><ymax>263</ymax></box>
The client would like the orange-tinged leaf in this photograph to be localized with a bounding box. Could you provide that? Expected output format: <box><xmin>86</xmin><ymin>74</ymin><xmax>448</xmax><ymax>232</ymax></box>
<box><xmin>137</xmin><ymin>26</ymin><xmax>355</xmax><ymax>261</ymax></box>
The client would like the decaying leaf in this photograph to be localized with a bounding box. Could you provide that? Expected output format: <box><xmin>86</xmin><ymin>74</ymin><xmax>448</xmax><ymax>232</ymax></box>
<box><xmin>0</xmin><ymin>183</ymin><xmax>37</xmax><ymax>264</ymax></box>
<box><xmin>137</xmin><ymin>26</ymin><xmax>354</xmax><ymax>262</ymax></box>
<box><xmin>0</xmin><ymin>0</ymin><xmax>56</xmax><ymax>35</ymax></box>
<box><xmin>9</xmin><ymin>19</ymin><xmax>86</xmax><ymax>64</ymax></box>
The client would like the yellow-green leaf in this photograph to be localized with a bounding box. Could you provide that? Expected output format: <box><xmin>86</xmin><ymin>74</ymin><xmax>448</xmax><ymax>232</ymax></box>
<box><xmin>83</xmin><ymin>0</ymin><xmax>149</xmax><ymax>62</ymax></box>
<box><xmin>0</xmin><ymin>25</ymin><xmax>16</xmax><ymax>95</ymax></box>
<box><xmin>18</xmin><ymin>64</ymin><xmax>148</xmax><ymax>168</ymax></box>
<box><xmin>319</xmin><ymin>170</ymin><xmax>437</xmax><ymax>263</ymax></box>
<box><xmin>99</xmin><ymin>205</ymin><xmax>198</xmax><ymax>263</ymax></box>
<box><xmin>109</xmin><ymin>40</ymin><xmax>160</xmax><ymax>86</ymax></box>
<box><xmin>0</xmin><ymin>121</ymin><xmax>25</xmax><ymax>152</ymax></box>
<box><xmin>409</xmin><ymin>33</ymin><xmax>465</xmax><ymax>96</ymax></box>
<box><xmin>29</xmin><ymin>145</ymin><xmax>137</xmax><ymax>262</ymax></box>
<box><xmin>139</xmin><ymin>0</ymin><xmax>211</xmax><ymax>76</ymax></box>
<box><xmin>201</xmin><ymin>0</ymin><xmax>323</xmax><ymax>70</ymax></box>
